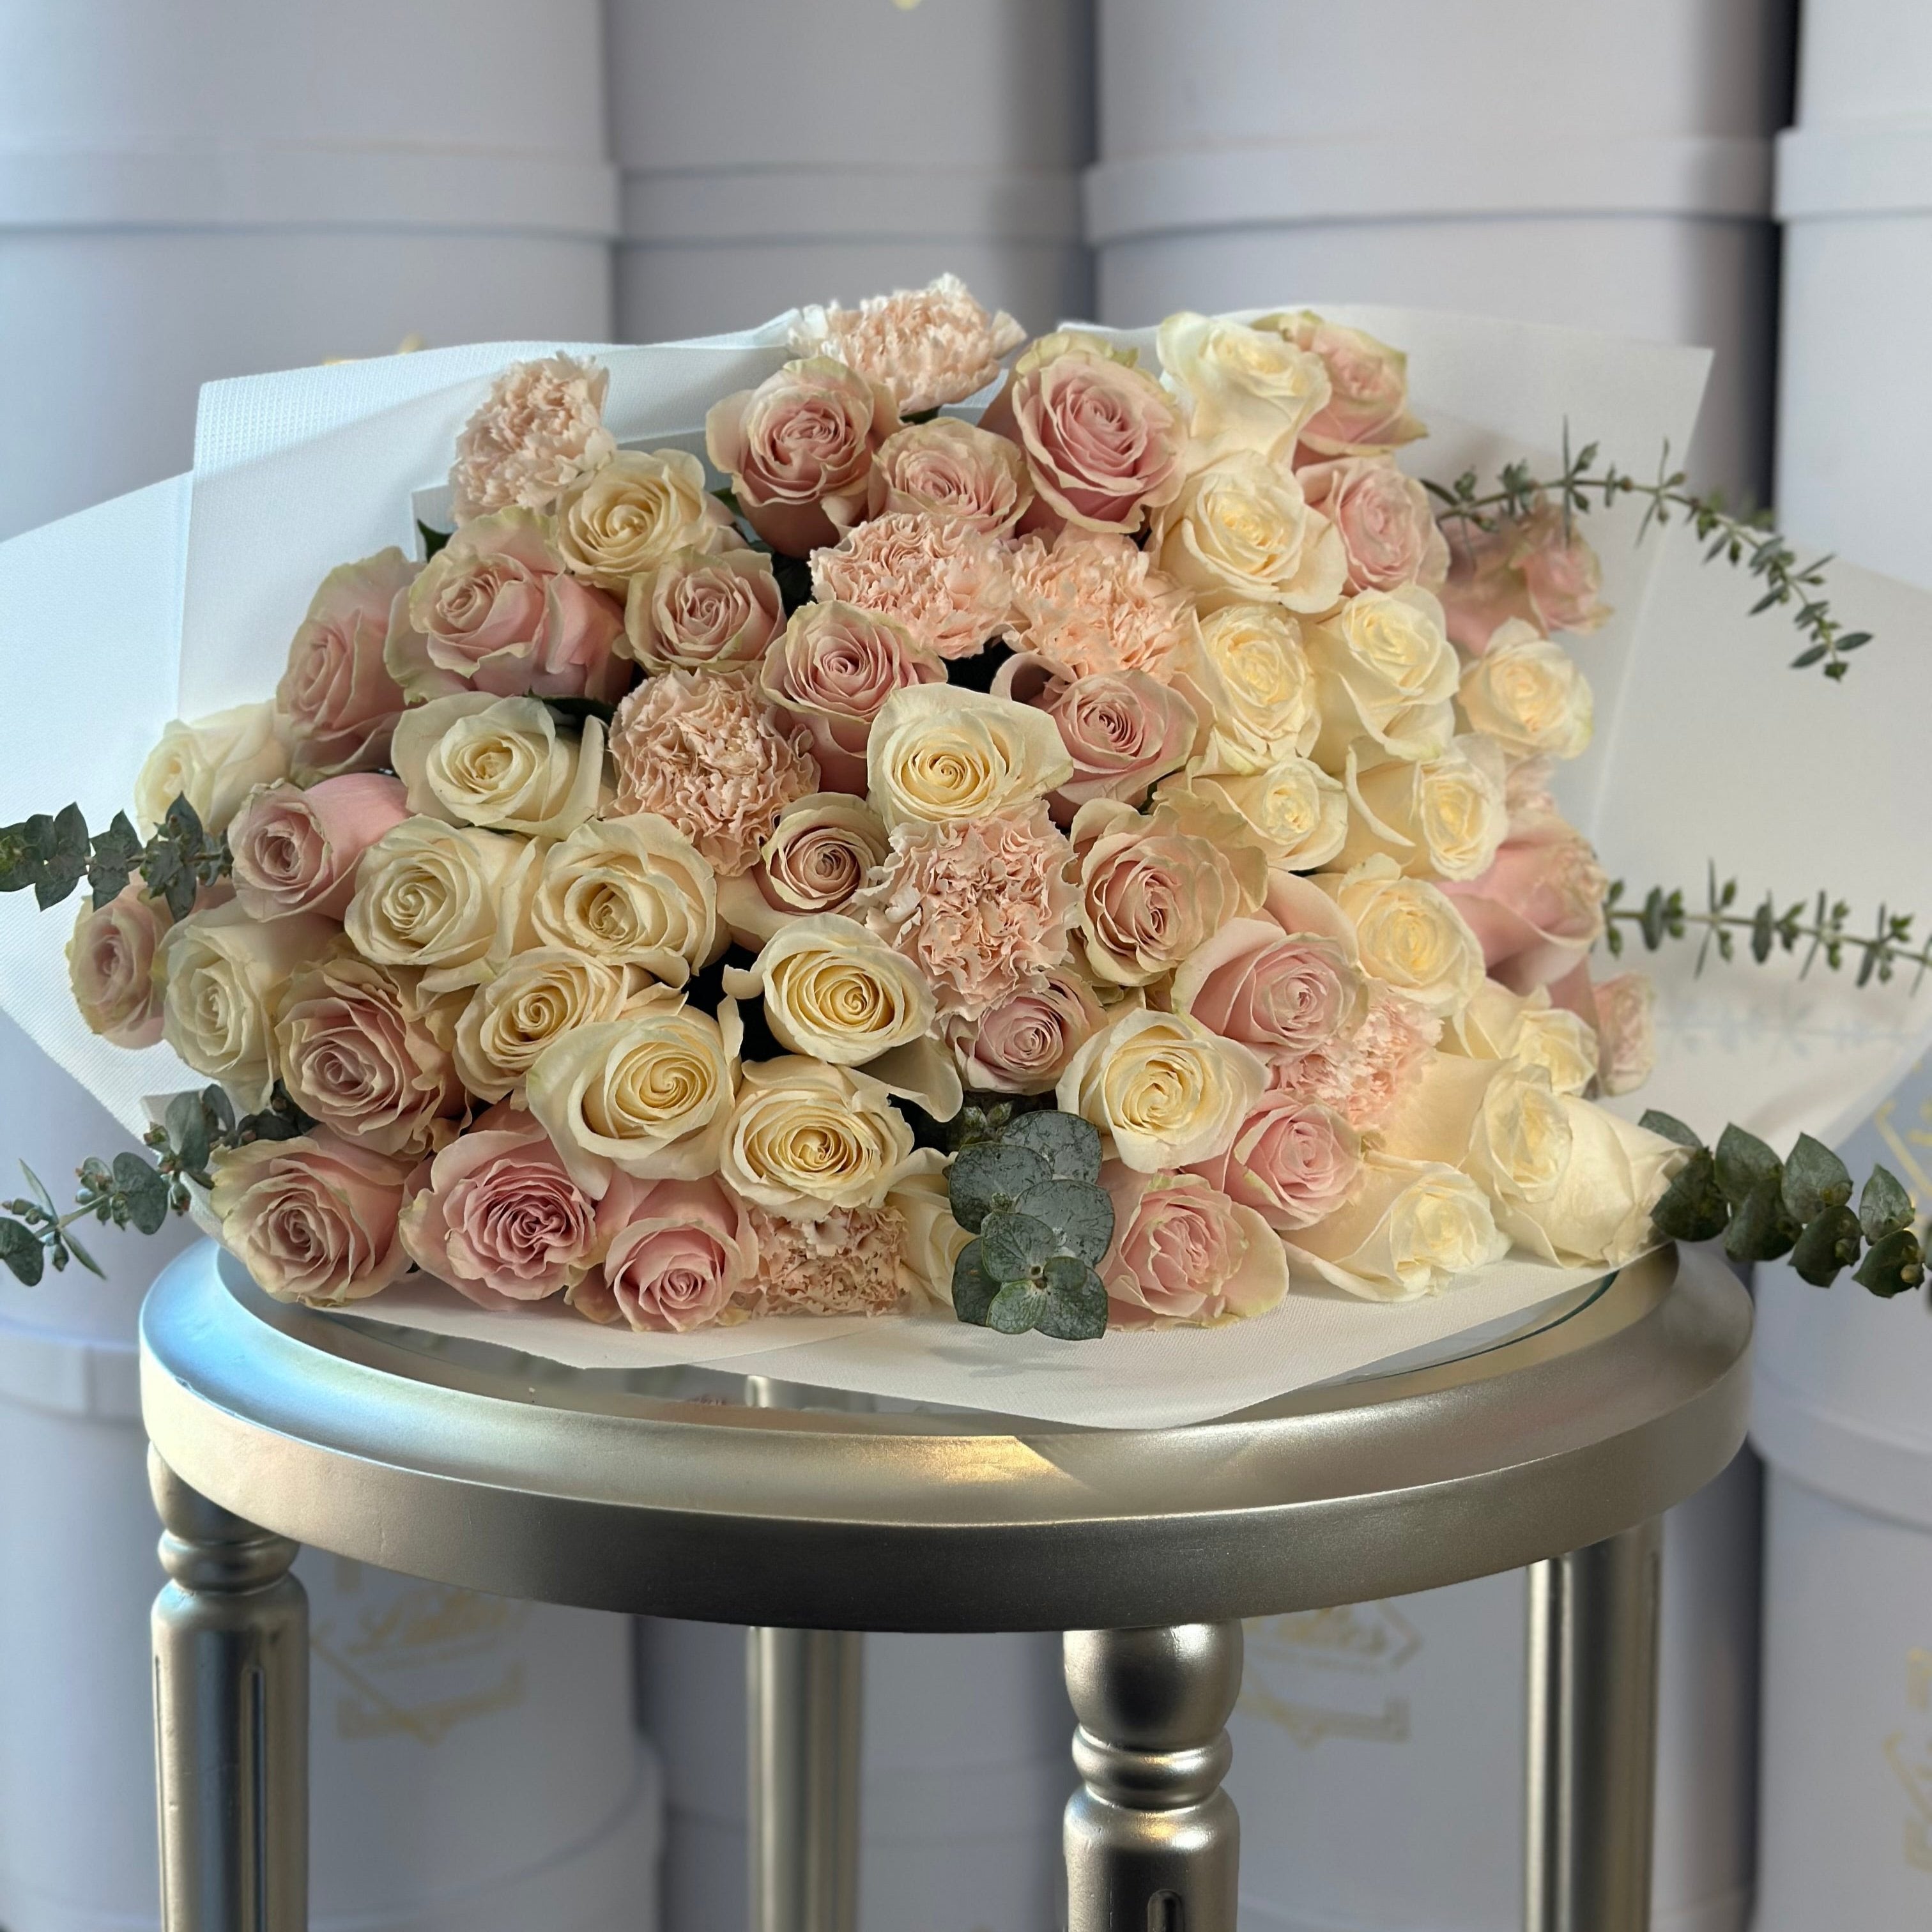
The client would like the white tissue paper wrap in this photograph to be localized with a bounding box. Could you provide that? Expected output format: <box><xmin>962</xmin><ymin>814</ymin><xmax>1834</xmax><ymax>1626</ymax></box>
<box><xmin>3</xmin><ymin>307</ymin><xmax>1928</xmax><ymax>1427</ymax></box>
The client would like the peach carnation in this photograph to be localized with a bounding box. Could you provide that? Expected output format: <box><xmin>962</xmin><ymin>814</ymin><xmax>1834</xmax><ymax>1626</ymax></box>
<box><xmin>852</xmin><ymin>806</ymin><xmax>1079</xmax><ymax>1021</ymax></box>
<box><xmin>740</xmin><ymin>1202</ymin><xmax>909</xmax><ymax>1316</ymax></box>
<box><xmin>1270</xmin><ymin>988</ymin><xmax>1441</xmax><ymax>1133</ymax></box>
<box><xmin>608</xmin><ymin>670</ymin><xmax>820</xmax><ymax>877</ymax></box>
<box><xmin>1004</xmin><ymin>530</ymin><xmax>1195</xmax><ymax>682</ymax></box>
<box><xmin>448</xmin><ymin>355</ymin><xmax>615</xmax><ymax>524</ymax></box>
<box><xmin>790</xmin><ymin>274</ymin><xmax>1025</xmax><ymax>415</ymax></box>
<box><xmin>809</xmin><ymin>512</ymin><xmax>1013</xmax><ymax>661</ymax></box>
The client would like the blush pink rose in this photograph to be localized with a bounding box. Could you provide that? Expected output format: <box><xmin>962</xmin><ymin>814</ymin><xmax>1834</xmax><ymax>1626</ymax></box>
<box><xmin>868</xmin><ymin>418</ymin><xmax>1034</xmax><ymax>534</ymax></box>
<box><xmin>398</xmin><ymin>1105</ymin><xmax>617</xmax><ymax>1308</ymax></box>
<box><xmin>993</xmin><ymin>656</ymin><xmax>1199</xmax><ymax>822</ymax></box>
<box><xmin>1171</xmin><ymin>918</ymin><xmax>1366</xmax><ymax>1058</ymax></box>
<box><xmin>1440</xmin><ymin>505</ymin><xmax>1611</xmax><ymax>652</ymax></box>
<box><xmin>1443</xmin><ymin>819</ymin><xmax>1609</xmax><ymax>993</ymax></box>
<box><xmin>760</xmin><ymin>601</ymin><xmax>946</xmax><ymax>793</ymax></box>
<box><xmin>944</xmin><ymin>962</ymin><xmax>1106</xmax><ymax>1096</ymax></box>
<box><xmin>1098</xmin><ymin>1163</ymin><xmax>1288</xmax><ymax>1326</ymax></box>
<box><xmin>705</xmin><ymin>356</ymin><xmax>899</xmax><ymax>556</ymax></box>
<box><xmin>1188</xmin><ymin>1094</ymin><xmax>1363</xmax><ymax>1232</ymax></box>
<box><xmin>1260</xmin><ymin>312</ymin><xmax>1427</xmax><ymax>458</ymax></box>
<box><xmin>67</xmin><ymin>885</ymin><xmax>172</xmax><ymax>1048</ymax></box>
<box><xmin>387</xmin><ymin>509</ymin><xmax>627</xmax><ymax>704</ymax></box>
<box><xmin>228</xmin><ymin>774</ymin><xmax>410</xmax><ymax>921</ymax></box>
<box><xmin>1296</xmin><ymin>457</ymin><xmax>1449</xmax><ymax>596</ymax></box>
<box><xmin>1561</xmin><ymin>967</ymin><xmax>1656</xmax><ymax>1098</ymax></box>
<box><xmin>592</xmin><ymin>1175</ymin><xmax>755</xmax><ymax>1333</ymax></box>
<box><xmin>625</xmin><ymin>547</ymin><xmax>786</xmax><ymax>673</ymax></box>
<box><xmin>276</xmin><ymin>549</ymin><xmax>417</xmax><ymax>780</ymax></box>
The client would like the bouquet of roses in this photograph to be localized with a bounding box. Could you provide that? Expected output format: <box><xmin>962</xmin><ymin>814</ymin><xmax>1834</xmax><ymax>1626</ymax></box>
<box><xmin>3</xmin><ymin>276</ymin><xmax>1915</xmax><ymax>1343</ymax></box>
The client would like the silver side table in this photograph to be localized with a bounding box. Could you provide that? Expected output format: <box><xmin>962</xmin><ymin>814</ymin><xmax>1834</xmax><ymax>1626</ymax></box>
<box><xmin>139</xmin><ymin>1239</ymin><xmax>1749</xmax><ymax>1932</ymax></box>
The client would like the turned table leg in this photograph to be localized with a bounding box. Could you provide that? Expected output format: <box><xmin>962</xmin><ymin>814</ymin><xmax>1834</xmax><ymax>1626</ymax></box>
<box><xmin>1062</xmin><ymin>1622</ymin><xmax>1243</xmax><ymax>1932</ymax></box>
<box><xmin>149</xmin><ymin>1450</ymin><xmax>309</xmax><ymax>1932</ymax></box>
<box><xmin>747</xmin><ymin>1627</ymin><xmax>862</xmax><ymax>1932</ymax></box>
<box><xmin>1525</xmin><ymin>1518</ymin><xmax>1664</xmax><ymax>1932</ymax></box>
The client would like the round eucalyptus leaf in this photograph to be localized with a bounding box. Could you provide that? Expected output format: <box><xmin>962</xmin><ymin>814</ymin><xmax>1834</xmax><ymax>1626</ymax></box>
<box><xmin>1037</xmin><ymin>1261</ymin><xmax>1108</xmax><ymax>1341</ymax></box>
<box><xmin>986</xmin><ymin>1280</ymin><xmax>1050</xmax><ymax>1334</ymax></box>
<box><xmin>1000</xmin><ymin>1110</ymin><xmax>1102</xmax><ymax>1183</ymax></box>
<box><xmin>950</xmin><ymin>1241</ymin><xmax>999</xmax><ymax>1326</ymax></box>
<box><xmin>978</xmin><ymin>1209</ymin><xmax>1058</xmax><ymax>1283</ymax></box>
<box><xmin>1015</xmin><ymin>1179</ymin><xmax>1114</xmax><ymax>1265</ymax></box>
<box><xmin>947</xmin><ymin>1140</ymin><xmax>1052</xmax><ymax>1232</ymax></box>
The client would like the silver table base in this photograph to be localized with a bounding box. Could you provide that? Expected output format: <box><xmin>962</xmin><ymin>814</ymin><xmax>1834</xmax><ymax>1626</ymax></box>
<box><xmin>139</xmin><ymin>1242</ymin><xmax>1749</xmax><ymax>1932</ymax></box>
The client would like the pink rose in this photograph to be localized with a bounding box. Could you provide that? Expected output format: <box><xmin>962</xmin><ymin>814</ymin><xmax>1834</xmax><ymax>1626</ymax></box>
<box><xmin>809</xmin><ymin>512</ymin><xmax>1013</xmax><ymax>661</ymax></box>
<box><xmin>754</xmin><ymin>793</ymin><xmax>891</xmax><ymax>918</ymax></box>
<box><xmin>944</xmin><ymin>962</ymin><xmax>1106</xmax><ymax>1096</ymax></box>
<box><xmin>867</xmin><ymin>418</ymin><xmax>1034</xmax><ymax>535</ymax></box>
<box><xmin>705</xmin><ymin>356</ymin><xmax>898</xmax><ymax>556</ymax></box>
<box><xmin>387</xmin><ymin>509</ymin><xmax>627</xmax><ymax>704</ymax></box>
<box><xmin>625</xmin><ymin>547</ymin><xmax>785</xmax><ymax>673</ymax></box>
<box><xmin>1171</xmin><ymin>917</ymin><xmax>1365</xmax><ymax>1059</ymax></box>
<box><xmin>1439</xmin><ymin>505</ymin><xmax>1611</xmax><ymax>652</ymax></box>
<box><xmin>760</xmin><ymin>601</ymin><xmax>946</xmax><ymax>793</ymax></box>
<box><xmin>275</xmin><ymin>550</ymin><xmax>417</xmax><ymax>780</ymax></box>
<box><xmin>1296</xmin><ymin>457</ymin><xmax>1448</xmax><ymax>596</ymax></box>
<box><xmin>592</xmin><ymin>1176</ymin><xmax>755</xmax><ymax>1333</ymax></box>
<box><xmin>1442</xmin><ymin>820</ymin><xmax>1609</xmax><ymax>992</ymax></box>
<box><xmin>994</xmin><ymin>656</ymin><xmax>1198</xmax><ymax>822</ymax></box>
<box><xmin>229</xmin><ymin>774</ymin><xmax>410</xmax><ymax>921</ymax></box>
<box><xmin>399</xmin><ymin>1104</ymin><xmax>618</xmax><ymax>1308</ymax></box>
<box><xmin>1188</xmin><ymin>1094</ymin><xmax>1363</xmax><ymax>1232</ymax></box>
<box><xmin>66</xmin><ymin>885</ymin><xmax>172</xmax><ymax>1048</ymax></box>
<box><xmin>210</xmin><ymin>1130</ymin><xmax>415</xmax><ymax>1307</ymax></box>
<box><xmin>1258</xmin><ymin>312</ymin><xmax>1427</xmax><ymax>458</ymax></box>
<box><xmin>1098</xmin><ymin>1163</ymin><xmax>1288</xmax><ymax>1326</ymax></box>
<box><xmin>992</xmin><ymin>335</ymin><xmax>1188</xmax><ymax>535</ymax></box>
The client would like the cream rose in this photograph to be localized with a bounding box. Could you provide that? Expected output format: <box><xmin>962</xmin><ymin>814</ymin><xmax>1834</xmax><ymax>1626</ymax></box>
<box><xmin>530</xmin><ymin>815</ymin><xmax>719</xmax><ymax>986</ymax></box>
<box><xmin>1492</xmin><ymin>1098</ymin><xmax>1683</xmax><ymax>1268</ymax></box>
<box><xmin>526</xmin><ymin>1004</ymin><xmax>739</xmax><ymax>1196</ymax></box>
<box><xmin>68</xmin><ymin>886</ymin><xmax>172</xmax><ymax>1048</ymax></box>
<box><xmin>1156</xmin><ymin>311</ymin><xmax>1331</xmax><ymax>461</ymax></box>
<box><xmin>553</xmin><ymin>448</ymin><xmax>735</xmax><ymax>592</ymax></box>
<box><xmin>1307</xmin><ymin>586</ymin><xmax>1460</xmax><ymax>769</ymax></box>
<box><xmin>1316</xmin><ymin>855</ymin><xmax>1484</xmax><ymax>1018</ymax></box>
<box><xmin>866</xmin><ymin>684</ymin><xmax>1073</xmax><ymax>830</ymax></box>
<box><xmin>625</xmin><ymin>546</ymin><xmax>786</xmax><ymax>673</ymax></box>
<box><xmin>344</xmin><ymin>819</ymin><xmax>538</xmax><ymax>993</ymax></box>
<box><xmin>1443</xmin><ymin>978</ymin><xmax>1599</xmax><ymax>1097</ymax></box>
<box><xmin>1338</xmin><ymin>737</ymin><xmax>1508</xmax><ymax>882</ymax></box>
<box><xmin>390</xmin><ymin>694</ymin><xmax>606</xmax><ymax>839</ymax></box>
<box><xmin>887</xmin><ymin>1153</ymin><xmax>974</xmax><ymax>1307</ymax></box>
<box><xmin>159</xmin><ymin>901</ymin><xmax>337</xmax><ymax>1110</ymax></box>
<box><xmin>718</xmin><ymin>1057</ymin><xmax>916</xmax><ymax>1216</ymax></box>
<box><xmin>1285</xmin><ymin>1152</ymin><xmax>1508</xmax><ymax>1301</ymax></box>
<box><xmin>723</xmin><ymin>914</ymin><xmax>933</xmax><ymax>1066</ymax></box>
<box><xmin>1457</xmin><ymin>620</ymin><xmax>1594</xmax><ymax>760</ymax></box>
<box><xmin>455</xmin><ymin>949</ymin><xmax>669</xmax><ymax>1101</ymax></box>
<box><xmin>1150</xmin><ymin>450</ymin><xmax>1347</xmax><ymax>615</ymax></box>
<box><xmin>1057</xmin><ymin>1007</ymin><xmax>1268</xmax><ymax>1172</ymax></box>
<box><xmin>1174</xmin><ymin>760</ymin><xmax>1348</xmax><ymax>869</ymax></box>
<box><xmin>135</xmin><ymin>702</ymin><xmax>290</xmax><ymax>838</ymax></box>
<box><xmin>1380</xmin><ymin>1056</ymin><xmax>1573</xmax><ymax>1217</ymax></box>
<box><xmin>1181</xmin><ymin>602</ymin><xmax>1320</xmax><ymax>770</ymax></box>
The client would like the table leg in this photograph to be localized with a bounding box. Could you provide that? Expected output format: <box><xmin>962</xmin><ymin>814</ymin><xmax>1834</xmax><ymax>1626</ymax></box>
<box><xmin>747</xmin><ymin>1627</ymin><xmax>862</xmax><ymax>1932</ymax></box>
<box><xmin>148</xmin><ymin>1450</ymin><xmax>309</xmax><ymax>1932</ymax></box>
<box><xmin>1062</xmin><ymin>1622</ymin><xmax>1242</xmax><ymax>1932</ymax></box>
<box><xmin>1525</xmin><ymin>1517</ymin><xmax>1664</xmax><ymax>1932</ymax></box>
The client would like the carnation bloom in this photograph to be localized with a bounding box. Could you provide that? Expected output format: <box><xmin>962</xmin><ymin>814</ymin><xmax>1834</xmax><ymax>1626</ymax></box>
<box><xmin>852</xmin><ymin>806</ymin><xmax>1078</xmax><ymax>1020</ymax></box>
<box><xmin>1004</xmin><ymin>529</ymin><xmax>1195</xmax><ymax>681</ymax></box>
<box><xmin>740</xmin><ymin>1202</ymin><xmax>910</xmax><ymax>1316</ymax></box>
<box><xmin>1270</xmin><ymin>988</ymin><xmax>1441</xmax><ymax>1133</ymax></box>
<box><xmin>607</xmin><ymin>670</ymin><xmax>820</xmax><ymax>876</ymax></box>
<box><xmin>790</xmin><ymin>273</ymin><xmax>1026</xmax><ymax>413</ymax></box>
<box><xmin>809</xmin><ymin>512</ymin><xmax>1013</xmax><ymax>661</ymax></box>
<box><xmin>449</xmin><ymin>354</ymin><xmax>615</xmax><ymax>523</ymax></box>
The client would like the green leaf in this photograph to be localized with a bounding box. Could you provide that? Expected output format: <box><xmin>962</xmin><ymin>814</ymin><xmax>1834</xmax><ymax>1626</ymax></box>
<box><xmin>1859</xmin><ymin>1164</ymin><xmax>1913</xmax><ymax>1243</ymax></box>
<box><xmin>202</xmin><ymin>1085</ymin><xmax>237</xmax><ymax>1140</ymax></box>
<box><xmin>61</xmin><ymin>1227</ymin><xmax>103</xmax><ymax>1278</ymax></box>
<box><xmin>1722</xmin><ymin>1174</ymin><xmax>1798</xmax><ymax>1264</ymax></box>
<box><xmin>35</xmin><ymin>802</ymin><xmax>91</xmax><ymax>908</ymax></box>
<box><xmin>1013</xmin><ymin>1178</ymin><xmax>1114</xmax><ymax>1264</ymax></box>
<box><xmin>978</xmin><ymin>1210</ymin><xmax>1058</xmax><ymax>1283</ymax></box>
<box><xmin>0</xmin><ymin>1218</ymin><xmax>43</xmax><ymax>1286</ymax></box>
<box><xmin>165</xmin><ymin>1091</ymin><xmax>211</xmax><ymax>1176</ymax></box>
<box><xmin>985</xmin><ymin>1280</ymin><xmax>1048</xmax><ymax>1334</ymax></box>
<box><xmin>544</xmin><ymin>697</ymin><xmax>616</xmax><ymax>729</ymax></box>
<box><xmin>999</xmin><ymin>1110</ymin><xmax>1102</xmax><ymax>1183</ymax></box>
<box><xmin>417</xmin><ymin>518</ymin><xmax>452</xmax><ymax>559</ymax></box>
<box><xmin>950</xmin><ymin>1241</ymin><xmax>999</xmax><ymax>1325</ymax></box>
<box><xmin>1790</xmin><ymin>1204</ymin><xmax>1863</xmax><ymax>1287</ymax></box>
<box><xmin>1650</xmin><ymin>1147</ymin><xmax>1731</xmax><ymax>1244</ymax></box>
<box><xmin>946</xmin><ymin>1141</ymin><xmax>1051</xmax><ymax>1232</ymax></box>
<box><xmin>1854</xmin><ymin>1227</ymin><xmax>1926</xmax><ymax>1299</ymax></box>
<box><xmin>87</xmin><ymin>811</ymin><xmax>143</xmax><ymax>908</ymax></box>
<box><xmin>18</xmin><ymin>1162</ymin><xmax>57</xmax><ymax>1220</ymax></box>
<box><xmin>1036</xmin><ymin>1261</ymin><xmax>1109</xmax><ymax>1341</ymax></box>
<box><xmin>1639</xmin><ymin>1110</ymin><xmax>1705</xmax><ymax>1151</ymax></box>
<box><xmin>1713</xmin><ymin>1123</ymin><xmax>1782</xmax><ymax>1208</ymax></box>
<box><xmin>112</xmin><ymin>1151</ymin><xmax>171</xmax><ymax>1235</ymax></box>
<box><xmin>1781</xmin><ymin>1133</ymin><xmax>1853</xmax><ymax>1222</ymax></box>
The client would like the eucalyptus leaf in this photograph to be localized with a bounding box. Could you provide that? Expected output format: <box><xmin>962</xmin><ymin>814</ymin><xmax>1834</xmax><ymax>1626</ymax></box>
<box><xmin>1014</xmin><ymin>1179</ymin><xmax>1114</xmax><ymax>1264</ymax></box>
<box><xmin>165</xmin><ymin>1091</ymin><xmax>211</xmax><ymax>1176</ymax></box>
<box><xmin>1000</xmin><ymin>1111</ymin><xmax>1103</xmax><ymax>1184</ymax></box>
<box><xmin>1781</xmin><ymin>1133</ymin><xmax>1853</xmax><ymax>1223</ymax></box>
<box><xmin>1650</xmin><ymin>1147</ymin><xmax>1731</xmax><ymax>1245</ymax></box>
<box><xmin>1713</xmin><ymin>1124</ymin><xmax>1781</xmax><ymax>1208</ymax></box>
<box><xmin>985</xmin><ymin>1280</ymin><xmax>1048</xmax><ymax>1334</ymax></box>
<box><xmin>1638</xmin><ymin>1110</ymin><xmax>1705</xmax><ymax>1151</ymax></box>
<box><xmin>950</xmin><ymin>1241</ymin><xmax>1000</xmax><ymax>1326</ymax></box>
<box><xmin>1036</xmin><ymin>1260</ymin><xmax>1108</xmax><ymax>1341</ymax></box>
<box><xmin>62</xmin><ymin>1227</ymin><xmax>103</xmax><ymax>1278</ymax></box>
<box><xmin>1859</xmin><ymin>1164</ymin><xmax>1913</xmax><ymax>1243</ymax></box>
<box><xmin>1790</xmin><ymin>1204</ymin><xmax>1862</xmax><ymax>1287</ymax></box>
<box><xmin>0</xmin><ymin>1219</ymin><xmax>43</xmax><ymax>1287</ymax></box>
<box><xmin>1854</xmin><ymin>1227</ymin><xmax>1926</xmax><ymax>1299</ymax></box>
<box><xmin>1722</xmin><ymin>1174</ymin><xmax>1798</xmax><ymax>1264</ymax></box>
<box><xmin>112</xmin><ymin>1152</ymin><xmax>171</xmax><ymax>1236</ymax></box>
<box><xmin>978</xmin><ymin>1210</ymin><xmax>1058</xmax><ymax>1283</ymax></box>
<box><xmin>947</xmin><ymin>1141</ymin><xmax>1051</xmax><ymax>1232</ymax></box>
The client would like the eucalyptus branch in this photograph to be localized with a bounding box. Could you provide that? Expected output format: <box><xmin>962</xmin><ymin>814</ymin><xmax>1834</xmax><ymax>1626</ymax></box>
<box><xmin>0</xmin><ymin>1085</ymin><xmax>310</xmax><ymax>1287</ymax></box>
<box><xmin>1424</xmin><ymin>430</ymin><xmax>1873</xmax><ymax>678</ymax></box>
<box><xmin>0</xmin><ymin>795</ymin><xmax>230</xmax><ymax>920</ymax></box>
<box><xmin>1604</xmin><ymin>866</ymin><xmax>1932</xmax><ymax>992</ymax></box>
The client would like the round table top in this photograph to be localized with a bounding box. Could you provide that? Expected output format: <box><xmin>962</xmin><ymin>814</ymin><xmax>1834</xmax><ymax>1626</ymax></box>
<box><xmin>139</xmin><ymin>1238</ymin><xmax>1750</xmax><ymax>1631</ymax></box>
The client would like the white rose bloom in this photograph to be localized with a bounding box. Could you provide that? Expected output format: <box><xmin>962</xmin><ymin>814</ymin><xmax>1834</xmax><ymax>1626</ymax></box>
<box><xmin>391</xmin><ymin>694</ymin><xmax>607</xmax><ymax>839</ymax></box>
<box><xmin>454</xmin><ymin>949</ymin><xmax>671</xmax><ymax>1101</ymax></box>
<box><xmin>1150</xmin><ymin>449</ymin><xmax>1347</xmax><ymax>614</ymax></box>
<box><xmin>553</xmin><ymin>447</ymin><xmax>735</xmax><ymax>592</ymax></box>
<box><xmin>1180</xmin><ymin>758</ymin><xmax>1348</xmax><ymax>869</ymax></box>
<box><xmin>1493</xmin><ymin>1098</ymin><xmax>1684</xmax><ymax>1268</ymax></box>
<box><xmin>718</xmin><ymin>1057</ymin><xmax>916</xmax><ymax>1216</ymax></box>
<box><xmin>1443</xmin><ymin>978</ymin><xmax>1598</xmax><ymax>1097</ymax></box>
<box><xmin>1338</xmin><ymin>736</ymin><xmax>1509</xmax><ymax>882</ymax></box>
<box><xmin>1458</xmin><ymin>620</ymin><xmax>1594</xmax><ymax>761</ymax></box>
<box><xmin>345</xmin><ymin>819</ymin><xmax>539</xmax><ymax>994</ymax></box>
<box><xmin>159</xmin><ymin>902</ymin><xmax>337</xmax><ymax>1110</ymax></box>
<box><xmin>531</xmin><ymin>813</ymin><xmax>719</xmax><ymax>986</ymax></box>
<box><xmin>1285</xmin><ymin>1151</ymin><xmax>1509</xmax><ymax>1301</ymax></box>
<box><xmin>1056</xmin><ymin>1007</ymin><xmax>1268</xmax><ymax>1172</ymax></box>
<box><xmin>1181</xmin><ymin>602</ymin><xmax>1320</xmax><ymax>769</ymax></box>
<box><xmin>1315</xmin><ymin>854</ymin><xmax>1485</xmax><ymax>1018</ymax></box>
<box><xmin>1381</xmin><ymin>1055</ymin><xmax>1574</xmax><ymax>1216</ymax></box>
<box><xmin>526</xmin><ymin>1004</ymin><xmax>740</xmax><ymax>1196</ymax></box>
<box><xmin>866</xmin><ymin>685</ymin><xmax>1073</xmax><ymax>830</ymax></box>
<box><xmin>886</xmin><ymin>1151</ymin><xmax>973</xmax><ymax>1308</ymax></box>
<box><xmin>1307</xmin><ymin>586</ymin><xmax>1459</xmax><ymax>768</ymax></box>
<box><xmin>1156</xmin><ymin>312</ymin><xmax>1332</xmax><ymax>461</ymax></box>
<box><xmin>135</xmin><ymin>702</ymin><xmax>290</xmax><ymax>838</ymax></box>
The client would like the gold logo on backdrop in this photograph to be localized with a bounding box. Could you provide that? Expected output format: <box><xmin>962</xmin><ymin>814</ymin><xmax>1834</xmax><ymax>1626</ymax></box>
<box><xmin>1240</xmin><ymin>1604</ymin><xmax>1423</xmax><ymax>1747</ymax></box>
<box><xmin>1884</xmin><ymin>1646</ymin><xmax>1932</xmax><ymax>1874</ymax></box>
